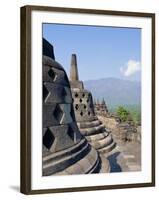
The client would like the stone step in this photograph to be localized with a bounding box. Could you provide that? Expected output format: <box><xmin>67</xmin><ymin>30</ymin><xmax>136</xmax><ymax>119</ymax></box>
<box><xmin>64</xmin><ymin>148</ymin><xmax>101</xmax><ymax>174</ymax></box>
<box><xmin>78</xmin><ymin>120</ymin><xmax>101</xmax><ymax>129</ymax></box>
<box><xmin>77</xmin><ymin>116</ymin><xmax>98</xmax><ymax>122</ymax></box>
<box><xmin>91</xmin><ymin>134</ymin><xmax>113</xmax><ymax>150</ymax></box>
<box><xmin>43</xmin><ymin>138</ymin><xmax>87</xmax><ymax>164</ymax></box>
<box><xmin>56</xmin><ymin>153</ymin><xmax>110</xmax><ymax>175</ymax></box>
<box><xmin>85</xmin><ymin>155</ymin><xmax>101</xmax><ymax>174</ymax></box>
<box><xmin>98</xmin><ymin>141</ymin><xmax>116</xmax><ymax>154</ymax></box>
<box><xmin>86</xmin><ymin>132</ymin><xmax>109</xmax><ymax>142</ymax></box>
<box><xmin>43</xmin><ymin>142</ymin><xmax>91</xmax><ymax>175</ymax></box>
<box><xmin>99</xmin><ymin>155</ymin><xmax>110</xmax><ymax>173</ymax></box>
<box><xmin>80</xmin><ymin>124</ymin><xmax>106</xmax><ymax>136</ymax></box>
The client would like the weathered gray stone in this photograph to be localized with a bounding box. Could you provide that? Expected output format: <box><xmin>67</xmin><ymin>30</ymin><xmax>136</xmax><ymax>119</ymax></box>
<box><xmin>43</xmin><ymin>82</ymin><xmax>72</xmax><ymax>104</ymax></box>
<box><xmin>70</xmin><ymin>54</ymin><xmax>79</xmax><ymax>81</ymax></box>
<box><xmin>48</xmin><ymin>124</ymin><xmax>76</xmax><ymax>152</ymax></box>
<box><xmin>81</xmin><ymin>124</ymin><xmax>106</xmax><ymax>136</ymax></box>
<box><xmin>94</xmin><ymin>98</ymin><xmax>109</xmax><ymax>117</ymax></box>
<box><xmin>77</xmin><ymin>120</ymin><xmax>102</xmax><ymax>129</ymax></box>
<box><xmin>43</xmin><ymin>139</ymin><xmax>91</xmax><ymax>175</ymax></box>
<box><xmin>43</xmin><ymin>65</ymin><xmax>69</xmax><ymax>86</ymax></box>
<box><xmin>91</xmin><ymin>134</ymin><xmax>113</xmax><ymax>150</ymax></box>
<box><xmin>42</xmin><ymin>39</ymin><xmax>108</xmax><ymax>176</ymax></box>
<box><xmin>43</xmin><ymin>104</ymin><xmax>61</xmax><ymax>127</ymax></box>
<box><xmin>70</xmin><ymin>81</ymin><xmax>84</xmax><ymax>90</ymax></box>
<box><xmin>43</xmin><ymin>56</ymin><xmax>64</xmax><ymax>71</ymax></box>
<box><xmin>69</xmin><ymin>54</ymin><xmax>116</xmax><ymax>155</ymax></box>
<box><xmin>43</xmin><ymin>38</ymin><xmax>55</xmax><ymax>60</ymax></box>
<box><xmin>43</xmin><ymin>138</ymin><xmax>87</xmax><ymax>163</ymax></box>
<box><xmin>65</xmin><ymin>163</ymin><xmax>85</xmax><ymax>174</ymax></box>
<box><xmin>98</xmin><ymin>142</ymin><xmax>116</xmax><ymax>154</ymax></box>
<box><xmin>58</xmin><ymin>104</ymin><xmax>73</xmax><ymax>124</ymax></box>
<box><xmin>87</xmin><ymin>132</ymin><xmax>108</xmax><ymax>142</ymax></box>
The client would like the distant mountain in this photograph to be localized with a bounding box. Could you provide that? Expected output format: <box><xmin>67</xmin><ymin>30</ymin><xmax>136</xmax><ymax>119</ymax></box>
<box><xmin>84</xmin><ymin>77</ymin><xmax>141</xmax><ymax>108</ymax></box>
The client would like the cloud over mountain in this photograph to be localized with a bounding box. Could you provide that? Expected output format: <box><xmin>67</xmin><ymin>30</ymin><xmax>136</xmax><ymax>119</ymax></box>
<box><xmin>120</xmin><ymin>60</ymin><xmax>140</xmax><ymax>77</ymax></box>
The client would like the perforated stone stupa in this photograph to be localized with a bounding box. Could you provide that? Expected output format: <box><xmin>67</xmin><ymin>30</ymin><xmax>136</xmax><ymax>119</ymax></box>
<box><xmin>42</xmin><ymin>39</ymin><xmax>110</xmax><ymax>175</ymax></box>
<box><xmin>94</xmin><ymin>99</ymin><xmax>109</xmax><ymax>117</ymax></box>
<box><xmin>70</xmin><ymin>54</ymin><xmax>116</xmax><ymax>154</ymax></box>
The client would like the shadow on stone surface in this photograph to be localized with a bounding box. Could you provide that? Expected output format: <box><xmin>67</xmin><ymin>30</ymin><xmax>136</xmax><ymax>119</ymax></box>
<box><xmin>107</xmin><ymin>152</ymin><xmax>122</xmax><ymax>172</ymax></box>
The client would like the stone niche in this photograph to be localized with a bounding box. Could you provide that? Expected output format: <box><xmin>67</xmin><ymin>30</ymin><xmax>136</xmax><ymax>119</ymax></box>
<box><xmin>70</xmin><ymin>54</ymin><xmax>116</xmax><ymax>154</ymax></box>
<box><xmin>42</xmin><ymin>39</ymin><xmax>110</xmax><ymax>175</ymax></box>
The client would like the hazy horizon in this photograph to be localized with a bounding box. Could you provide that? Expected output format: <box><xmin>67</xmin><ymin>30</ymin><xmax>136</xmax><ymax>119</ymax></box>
<box><xmin>83</xmin><ymin>76</ymin><xmax>141</xmax><ymax>83</ymax></box>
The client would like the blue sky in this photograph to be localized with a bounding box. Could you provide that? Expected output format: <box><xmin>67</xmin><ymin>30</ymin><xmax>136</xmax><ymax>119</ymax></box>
<box><xmin>43</xmin><ymin>24</ymin><xmax>141</xmax><ymax>81</ymax></box>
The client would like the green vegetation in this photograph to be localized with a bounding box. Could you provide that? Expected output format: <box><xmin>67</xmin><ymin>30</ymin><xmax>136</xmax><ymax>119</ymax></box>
<box><xmin>116</xmin><ymin>106</ymin><xmax>129</xmax><ymax>122</ymax></box>
<box><xmin>109</xmin><ymin>104</ymin><xmax>141</xmax><ymax>125</ymax></box>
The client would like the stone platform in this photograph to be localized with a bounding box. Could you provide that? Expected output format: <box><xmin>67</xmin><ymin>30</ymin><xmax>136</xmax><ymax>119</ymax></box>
<box><xmin>98</xmin><ymin>115</ymin><xmax>141</xmax><ymax>172</ymax></box>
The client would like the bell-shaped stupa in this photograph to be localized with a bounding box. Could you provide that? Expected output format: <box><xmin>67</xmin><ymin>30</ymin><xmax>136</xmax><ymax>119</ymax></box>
<box><xmin>42</xmin><ymin>39</ymin><xmax>110</xmax><ymax>175</ymax></box>
<box><xmin>94</xmin><ymin>98</ymin><xmax>109</xmax><ymax>117</ymax></box>
<box><xmin>70</xmin><ymin>54</ymin><xmax>116</xmax><ymax>154</ymax></box>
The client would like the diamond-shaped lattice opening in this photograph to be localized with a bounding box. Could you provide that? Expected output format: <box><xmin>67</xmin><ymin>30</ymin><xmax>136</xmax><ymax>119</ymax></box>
<box><xmin>53</xmin><ymin>104</ymin><xmax>63</xmax><ymax>123</ymax></box>
<box><xmin>88</xmin><ymin>111</ymin><xmax>91</xmax><ymax>115</ymax></box>
<box><xmin>67</xmin><ymin>125</ymin><xmax>75</xmax><ymax>142</ymax></box>
<box><xmin>43</xmin><ymin>129</ymin><xmax>55</xmax><ymax>150</ymax></box>
<box><xmin>84</xmin><ymin>105</ymin><xmax>87</xmax><ymax>109</ymax></box>
<box><xmin>86</xmin><ymin>98</ymin><xmax>89</xmax><ymax>103</ymax></box>
<box><xmin>48</xmin><ymin>68</ymin><xmax>56</xmax><ymax>81</ymax></box>
<box><xmin>75</xmin><ymin>93</ymin><xmax>78</xmax><ymax>98</ymax></box>
<box><xmin>75</xmin><ymin>104</ymin><xmax>79</xmax><ymax>110</ymax></box>
<box><xmin>82</xmin><ymin>93</ymin><xmax>85</xmax><ymax>97</ymax></box>
<box><xmin>79</xmin><ymin>98</ymin><xmax>82</xmax><ymax>103</ymax></box>
<box><xmin>43</xmin><ymin>85</ymin><xmax>49</xmax><ymax>101</ymax></box>
<box><xmin>80</xmin><ymin>111</ymin><xmax>83</xmax><ymax>116</ymax></box>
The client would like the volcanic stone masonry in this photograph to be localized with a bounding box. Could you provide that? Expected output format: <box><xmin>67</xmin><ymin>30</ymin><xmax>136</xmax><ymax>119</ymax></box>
<box><xmin>70</xmin><ymin>54</ymin><xmax>116</xmax><ymax>154</ymax></box>
<box><xmin>42</xmin><ymin>38</ymin><xmax>110</xmax><ymax>175</ymax></box>
<box><xmin>94</xmin><ymin>99</ymin><xmax>109</xmax><ymax>117</ymax></box>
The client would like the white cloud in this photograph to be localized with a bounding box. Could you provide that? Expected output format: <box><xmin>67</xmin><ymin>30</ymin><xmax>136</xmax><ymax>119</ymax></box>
<box><xmin>120</xmin><ymin>60</ymin><xmax>141</xmax><ymax>77</ymax></box>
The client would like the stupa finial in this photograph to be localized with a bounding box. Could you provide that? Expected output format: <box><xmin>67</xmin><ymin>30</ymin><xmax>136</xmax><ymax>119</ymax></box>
<box><xmin>70</xmin><ymin>54</ymin><xmax>79</xmax><ymax>81</ymax></box>
<box><xmin>102</xmin><ymin>98</ymin><xmax>105</xmax><ymax>105</ymax></box>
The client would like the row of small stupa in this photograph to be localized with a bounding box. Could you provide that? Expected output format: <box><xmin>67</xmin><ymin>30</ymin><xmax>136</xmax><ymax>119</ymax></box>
<box><xmin>94</xmin><ymin>98</ymin><xmax>109</xmax><ymax>117</ymax></box>
<box><xmin>42</xmin><ymin>39</ymin><xmax>116</xmax><ymax>176</ymax></box>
